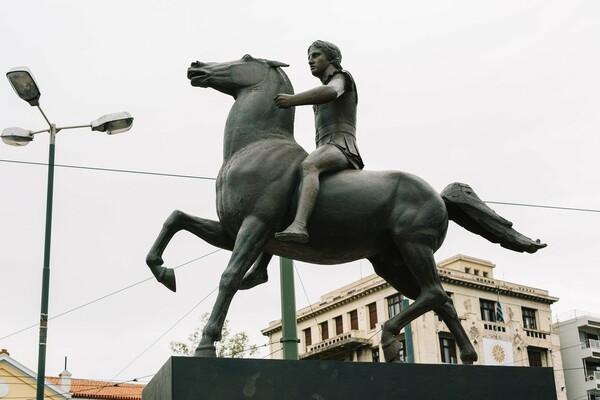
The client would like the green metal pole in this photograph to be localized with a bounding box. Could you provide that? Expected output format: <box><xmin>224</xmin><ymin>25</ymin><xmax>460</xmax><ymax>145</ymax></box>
<box><xmin>402</xmin><ymin>298</ymin><xmax>415</xmax><ymax>363</ymax></box>
<box><xmin>36</xmin><ymin>125</ymin><xmax>56</xmax><ymax>400</ymax></box>
<box><xmin>279</xmin><ymin>257</ymin><xmax>298</xmax><ymax>360</ymax></box>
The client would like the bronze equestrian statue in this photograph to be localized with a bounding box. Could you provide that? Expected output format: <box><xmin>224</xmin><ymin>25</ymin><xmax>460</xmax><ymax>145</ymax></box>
<box><xmin>146</xmin><ymin>51</ymin><xmax>545</xmax><ymax>363</ymax></box>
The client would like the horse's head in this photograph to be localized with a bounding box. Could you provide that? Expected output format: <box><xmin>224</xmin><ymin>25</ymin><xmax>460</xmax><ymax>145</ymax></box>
<box><xmin>187</xmin><ymin>54</ymin><xmax>289</xmax><ymax>97</ymax></box>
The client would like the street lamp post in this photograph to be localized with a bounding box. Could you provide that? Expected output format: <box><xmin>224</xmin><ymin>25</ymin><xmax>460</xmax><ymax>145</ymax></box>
<box><xmin>2</xmin><ymin>66</ymin><xmax>133</xmax><ymax>400</ymax></box>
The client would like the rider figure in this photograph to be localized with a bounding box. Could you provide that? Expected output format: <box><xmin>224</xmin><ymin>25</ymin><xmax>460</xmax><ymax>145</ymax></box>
<box><xmin>274</xmin><ymin>40</ymin><xmax>364</xmax><ymax>243</ymax></box>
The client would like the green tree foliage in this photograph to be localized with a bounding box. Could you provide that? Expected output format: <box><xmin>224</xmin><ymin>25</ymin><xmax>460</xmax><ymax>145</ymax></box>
<box><xmin>170</xmin><ymin>313</ymin><xmax>258</xmax><ymax>358</ymax></box>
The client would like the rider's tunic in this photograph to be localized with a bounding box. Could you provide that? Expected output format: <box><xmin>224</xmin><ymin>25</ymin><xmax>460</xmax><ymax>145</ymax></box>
<box><xmin>313</xmin><ymin>70</ymin><xmax>364</xmax><ymax>170</ymax></box>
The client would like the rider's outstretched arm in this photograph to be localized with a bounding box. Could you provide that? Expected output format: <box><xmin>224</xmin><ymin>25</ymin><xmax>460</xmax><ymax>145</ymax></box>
<box><xmin>274</xmin><ymin>74</ymin><xmax>345</xmax><ymax>108</ymax></box>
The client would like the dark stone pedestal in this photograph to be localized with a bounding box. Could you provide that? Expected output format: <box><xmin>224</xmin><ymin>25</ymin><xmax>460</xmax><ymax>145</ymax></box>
<box><xmin>143</xmin><ymin>357</ymin><xmax>558</xmax><ymax>400</ymax></box>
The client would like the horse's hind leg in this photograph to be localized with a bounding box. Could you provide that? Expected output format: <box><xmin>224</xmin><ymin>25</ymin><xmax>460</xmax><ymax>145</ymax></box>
<box><xmin>195</xmin><ymin>216</ymin><xmax>272</xmax><ymax>357</ymax></box>
<box><xmin>146</xmin><ymin>210</ymin><xmax>234</xmax><ymax>291</ymax></box>
<box><xmin>378</xmin><ymin>241</ymin><xmax>450</xmax><ymax>362</ymax></box>
<box><xmin>372</xmin><ymin>245</ymin><xmax>477</xmax><ymax>364</ymax></box>
<box><xmin>434</xmin><ymin>299</ymin><xmax>478</xmax><ymax>364</ymax></box>
<box><xmin>369</xmin><ymin>253</ymin><xmax>419</xmax><ymax>362</ymax></box>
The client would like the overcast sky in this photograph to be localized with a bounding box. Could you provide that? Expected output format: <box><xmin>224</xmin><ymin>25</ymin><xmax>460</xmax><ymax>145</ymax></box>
<box><xmin>1</xmin><ymin>0</ymin><xmax>599</xmax><ymax>386</ymax></box>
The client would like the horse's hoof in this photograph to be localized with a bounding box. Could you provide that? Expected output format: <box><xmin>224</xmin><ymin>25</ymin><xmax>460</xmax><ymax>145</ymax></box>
<box><xmin>149</xmin><ymin>263</ymin><xmax>177</xmax><ymax>292</ymax></box>
<box><xmin>461</xmin><ymin>351</ymin><xmax>478</xmax><ymax>365</ymax></box>
<box><xmin>382</xmin><ymin>339</ymin><xmax>404</xmax><ymax>363</ymax></box>
<box><xmin>160</xmin><ymin>268</ymin><xmax>177</xmax><ymax>292</ymax></box>
<box><xmin>194</xmin><ymin>345</ymin><xmax>217</xmax><ymax>358</ymax></box>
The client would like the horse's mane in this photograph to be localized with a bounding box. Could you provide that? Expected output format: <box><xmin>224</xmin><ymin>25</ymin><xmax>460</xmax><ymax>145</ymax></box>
<box><xmin>273</xmin><ymin>66</ymin><xmax>294</xmax><ymax>95</ymax></box>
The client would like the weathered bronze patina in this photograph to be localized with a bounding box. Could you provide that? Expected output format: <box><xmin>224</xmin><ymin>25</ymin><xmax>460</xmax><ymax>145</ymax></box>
<box><xmin>146</xmin><ymin>47</ymin><xmax>545</xmax><ymax>363</ymax></box>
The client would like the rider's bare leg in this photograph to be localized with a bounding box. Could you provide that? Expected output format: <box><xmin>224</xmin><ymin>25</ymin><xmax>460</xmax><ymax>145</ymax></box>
<box><xmin>275</xmin><ymin>144</ymin><xmax>350</xmax><ymax>243</ymax></box>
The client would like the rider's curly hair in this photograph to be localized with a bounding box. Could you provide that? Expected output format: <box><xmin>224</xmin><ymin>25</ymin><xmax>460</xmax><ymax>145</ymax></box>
<box><xmin>309</xmin><ymin>40</ymin><xmax>342</xmax><ymax>70</ymax></box>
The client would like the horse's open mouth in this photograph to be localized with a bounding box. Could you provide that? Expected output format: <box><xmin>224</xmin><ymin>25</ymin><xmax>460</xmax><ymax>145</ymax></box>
<box><xmin>187</xmin><ymin>68</ymin><xmax>209</xmax><ymax>87</ymax></box>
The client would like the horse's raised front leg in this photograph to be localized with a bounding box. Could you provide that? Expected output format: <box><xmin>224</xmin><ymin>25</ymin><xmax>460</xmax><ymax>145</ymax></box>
<box><xmin>195</xmin><ymin>216</ymin><xmax>272</xmax><ymax>357</ymax></box>
<box><xmin>146</xmin><ymin>210</ymin><xmax>234</xmax><ymax>292</ymax></box>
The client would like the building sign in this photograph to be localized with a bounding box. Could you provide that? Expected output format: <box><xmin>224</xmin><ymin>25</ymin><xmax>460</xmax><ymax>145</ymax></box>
<box><xmin>482</xmin><ymin>338</ymin><xmax>514</xmax><ymax>366</ymax></box>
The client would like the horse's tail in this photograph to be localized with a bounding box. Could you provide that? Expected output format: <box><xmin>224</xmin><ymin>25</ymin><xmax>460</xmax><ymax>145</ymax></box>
<box><xmin>441</xmin><ymin>182</ymin><xmax>546</xmax><ymax>253</ymax></box>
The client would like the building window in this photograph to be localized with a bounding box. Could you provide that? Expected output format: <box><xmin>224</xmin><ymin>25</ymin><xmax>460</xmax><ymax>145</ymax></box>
<box><xmin>480</xmin><ymin>299</ymin><xmax>497</xmax><ymax>322</ymax></box>
<box><xmin>335</xmin><ymin>316</ymin><xmax>343</xmax><ymax>335</ymax></box>
<box><xmin>387</xmin><ymin>294</ymin><xmax>402</xmax><ymax>318</ymax></box>
<box><xmin>522</xmin><ymin>307</ymin><xmax>537</xmax><ymax>330</ymax></box>
<box><xmin>527</xmin><ymin>347</ymin><xmax>547</xmax><ymax>367</ymax></box>
<box><xmin>349</xmin><ymin>310</ymin><xmax>358</xmax><ymax>330</ymax></box>
<box><xmin>439</xmin><ymin>335</ymin><xmax>458</xmax><ymax>364</ymax></box>
<box><xmin>398</xmin><ymin>339</ymin><xmax>407</xmax><ymax>362</ymax></box>
<box><xmin>304</xmin><ymin>328</ymin><xmax>312</xmax><ymax>347</ymax></box>
<box><xmin>368</xmin><ymin>303</ymin><xmax>378</xmax><ymax>329</ymax></box>
<box><xmin>320</xmin><ymin>321</ymin><xmax>329</xmax><ymax>340</ymax></box>
<box><xmin>372</xmin><ymin>348</ymin><xmax>380</xmax><ymax>363</ymax></box>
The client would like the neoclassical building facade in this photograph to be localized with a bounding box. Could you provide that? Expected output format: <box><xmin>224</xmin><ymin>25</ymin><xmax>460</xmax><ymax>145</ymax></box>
<box><xmin>262</xmin><ymin>254</ymin><xmax>566</xmax><ymax>400</ymax></box>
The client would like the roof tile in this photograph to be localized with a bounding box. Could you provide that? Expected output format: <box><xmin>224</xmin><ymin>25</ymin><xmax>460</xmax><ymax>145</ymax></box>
<box><xmin>48</xmin><ymin>377</ymin><xmax>145</xmax><ymax>399</ymax></box>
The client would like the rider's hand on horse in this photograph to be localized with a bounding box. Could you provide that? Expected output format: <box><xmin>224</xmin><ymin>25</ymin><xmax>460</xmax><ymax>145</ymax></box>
<box><xmin>274</xmin><ymin>93</ymin><xmax>294</xmax><ymax>108</ymax></box>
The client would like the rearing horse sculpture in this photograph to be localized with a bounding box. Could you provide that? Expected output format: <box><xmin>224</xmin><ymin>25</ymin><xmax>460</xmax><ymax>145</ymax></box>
<box><xmin>146</xmin><ymin>54</ymin><xmax>545</xmax><ymax>363</ymax></box>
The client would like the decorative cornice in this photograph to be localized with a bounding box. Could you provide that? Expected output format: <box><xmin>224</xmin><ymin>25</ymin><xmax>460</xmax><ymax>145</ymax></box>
<box><xmin>437</xmin><ymin>270</ymin><xmax>558</xmax><ymax>305</ymax></box>
<box><xmin>262</xmin><ymin>266</ymin><xmax>558</xmax><ymax>336</ymax></box>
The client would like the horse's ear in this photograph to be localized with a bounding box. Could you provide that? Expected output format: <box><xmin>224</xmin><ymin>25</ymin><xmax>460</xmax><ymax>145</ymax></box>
<box><xmin>266</xmin><ymin>60</ymin><xmax>289</xmax><ymax>68</ymax></box>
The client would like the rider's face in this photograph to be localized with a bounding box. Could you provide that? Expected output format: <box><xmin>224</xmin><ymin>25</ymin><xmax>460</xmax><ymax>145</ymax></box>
<box><xmin>308</xmin><ymin>46</ymin><xmax>331</xmax><ymax>77</ymax></box>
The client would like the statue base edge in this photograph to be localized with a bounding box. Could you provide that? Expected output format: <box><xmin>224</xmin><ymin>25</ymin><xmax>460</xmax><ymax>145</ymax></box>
<box><xmin>142</xmin><ymin>357</ymin><xmax>558</xmax><ymax>400</ymax></box>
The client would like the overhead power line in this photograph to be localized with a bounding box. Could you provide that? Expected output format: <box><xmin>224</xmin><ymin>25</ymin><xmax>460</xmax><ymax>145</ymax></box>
<box><xmin>485</xmin><ymin>201</ymin><xmax>600</xmax><ymax>213</ymax></box>
<box><xmin>0</xmin><ymin>249</ymin><xmax>223</xmax><ymax>341</ymax></box>
<box><xmin>0</xmin><ymin>158</ymin><xmax>216</xmax><ymax>181</ymax></box>
<box><xmin>101</xmin><ymin>285</ymin><xmax>219</xmax><ymax>387</ymax></box>
<box><xmin>2</xmin><ymin>158</ymin><xmax>599</xmax><ymax>213</ymax></box>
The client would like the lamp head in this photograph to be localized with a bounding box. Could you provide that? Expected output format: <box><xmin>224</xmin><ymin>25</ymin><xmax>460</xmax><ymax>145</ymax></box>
<box><xmin>91</xmin><ymin>112</ymin><xmax>133</xmax><ymax>135</ymax></box>
<box><xmin>1</xmin><ymin>127</ymin><xmax>34</xmax><ymax>146</ymax></box>
<box><xmin>6</xmin><ymin>67</ymin><xmax>41</xmax><ymax>107</ymax></box>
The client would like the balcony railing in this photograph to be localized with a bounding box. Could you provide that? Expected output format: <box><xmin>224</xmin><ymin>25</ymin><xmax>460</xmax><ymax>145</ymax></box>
<box><xmin>525</xmin><ymin>329</ymin><xmax>548</xmax><ymax>339</ymax></box>
<box><xmin>581</xmin><ymin>339</ymin><xmax>600</xmax><ymax>360</ymax></box>
<box><xmin>483</xmin><ymin>321</ymin><xmax>506</xmax><ymax>333</ymax></box>
<box><xmin>302</xmin><ymin>330</ymin><xmax>373</xmax><ymax>360</ymax></box>
<box><xmin>581</xmin><ymin>339</ymin><xmax>600</xmax><ymax>350</ymax></box>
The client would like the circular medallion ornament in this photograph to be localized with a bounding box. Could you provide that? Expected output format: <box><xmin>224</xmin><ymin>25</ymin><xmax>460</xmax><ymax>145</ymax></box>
<box><xmin>0</xmin><ymin>381</ymin><xmax>9</xmax><ymax>398</ymax></box>
<box><xmin>492</xmin><ymin>343</ymin><xmax>506</xmax><ymax>364</ymax></box>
